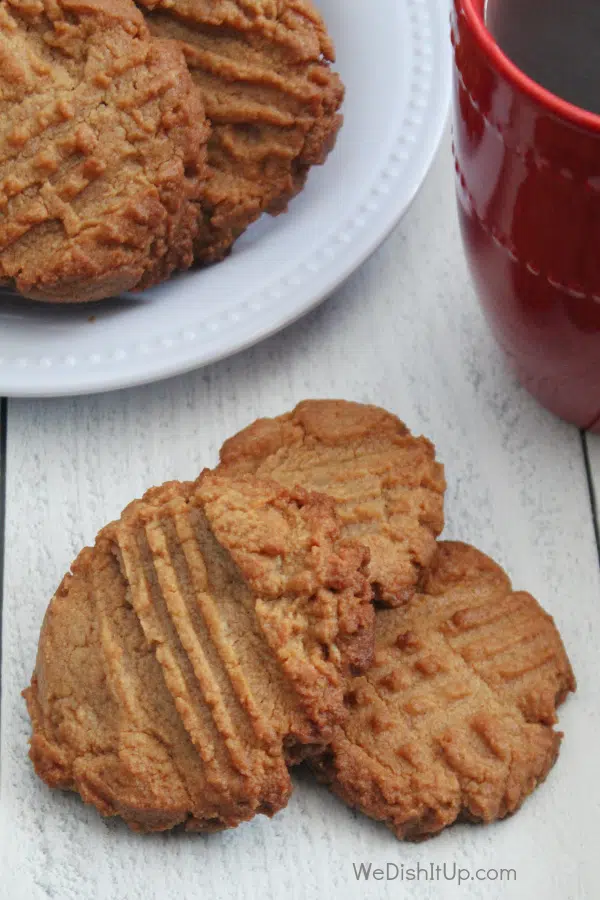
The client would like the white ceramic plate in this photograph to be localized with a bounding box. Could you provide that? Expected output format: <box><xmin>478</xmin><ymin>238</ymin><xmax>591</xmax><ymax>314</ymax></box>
<box><xmin>0</xmin><ymin>0</ymin><xmax>451</xmax><ymax>397</ymax></box>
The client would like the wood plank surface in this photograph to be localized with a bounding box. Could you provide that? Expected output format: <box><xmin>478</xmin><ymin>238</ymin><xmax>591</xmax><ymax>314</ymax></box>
<box><xmin>1</xmin><ymin>133</ymin><xmax>599</xmax><ymax>900</ymax></box>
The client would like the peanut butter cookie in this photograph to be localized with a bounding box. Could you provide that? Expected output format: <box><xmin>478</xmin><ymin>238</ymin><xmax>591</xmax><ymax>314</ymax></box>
<box><xmin>137</xmin><ymin>0</ymin><xmax>344</xmax><ymax>262</ymax></box>
<box><xmin>24</xmin><ymin>472</ymin><xmax>373</xmax><ymax>832</ymax></box>
<box><xmin>0</xmin><ymin>0</ymin><xmax>208</xmax><ymax>302</ymax></box>
<box><xmin>311</xmin><ymin>542</ymin><xmax>575</xmax><ymax>840</ymax></box>
<box><xmin>217</xmin><ymin>400</ymin><xmax>446</xmax><ymax>607</ymax></box>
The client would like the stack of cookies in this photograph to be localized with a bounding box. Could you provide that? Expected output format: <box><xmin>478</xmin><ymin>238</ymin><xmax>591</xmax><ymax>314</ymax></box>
<box><xmin>24</xmin><ymin>400</ymin><xmax>576</xmax><ymax>840</ymax></box>
<box><xmin>0</xmin><ymin>0</ymin><xmax>343</xmax><ymax>302</ymax></box>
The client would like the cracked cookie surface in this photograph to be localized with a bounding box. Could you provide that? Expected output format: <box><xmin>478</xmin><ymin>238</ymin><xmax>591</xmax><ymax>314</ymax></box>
<box><xmin>136</xmin><ymin>0</ymin><xmax>344</xmax><ymax>262</ymax></box>
<box><xmin>311</xmin><ymin>542</ymin><xmax>575</xmax><ymax>840</ymax></box>
<box><xmin>0</xmin><ymin>0</ymin><xmax>208</xmax><ymax>302</ymax></box>
<box><xmin>217</xmin><ymin>400</ymin><xmax>446</xmax><ymax>607</ymax></box>
<box><xmin>24</xmin><ymin>471</ymin><xmax>373</xmax><ymax>832</ymax></box>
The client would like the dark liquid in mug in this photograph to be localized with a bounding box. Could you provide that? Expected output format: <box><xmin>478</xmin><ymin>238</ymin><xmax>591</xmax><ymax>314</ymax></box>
<box><xmin>485</xmin><ymin>0</ymin><xmax>600</xmax><ymax>115</ymax></box>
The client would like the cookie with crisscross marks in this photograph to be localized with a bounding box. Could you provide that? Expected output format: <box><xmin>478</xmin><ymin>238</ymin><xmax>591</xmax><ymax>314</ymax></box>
<box><xmin>0</xmin><ymin>0</ymin><xmax>208</xmax><ymax>302</ymax></box>
<box><xmin>218</xmin><ymin>400</ymin><xmax>446</xmax><ymax>607</ymax></box>
<box><xmin>24</xmin><ymin>472</ymin><xmax>373</xmax><ymax>832</ymax></box>
<box><xmin>311</xmin><ymin>542</ymin><xmax>575</xmax><ymax>840</ymax></box>
<box><xmin>135</xmin><ymin>0</ymin><xmax>344</xmax><ymax>262</ymax></box>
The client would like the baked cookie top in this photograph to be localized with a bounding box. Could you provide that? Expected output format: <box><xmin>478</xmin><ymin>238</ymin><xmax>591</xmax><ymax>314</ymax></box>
<box><xmin>24</xmin><ymin>471</ymin><xmax>373</xmax><ymax>832</ymax></box>
<box><xmin>137</xmin><ymin>0</ymin><xmax>344</xmax><ymax>262</ymax></box>
<box><xmin>312</xmin><ymin>542</ymin><xmax>576</xmax><ymax>840</ymax></box>
<box><xmin>217</xmin><ymin>400</ymin><xmax>446</xmax><ymax>607</ymax></box>
<box><xmin>0</xmin><ymin>0</ymin><xmax>208</xmax><ymax>302</ymax></box>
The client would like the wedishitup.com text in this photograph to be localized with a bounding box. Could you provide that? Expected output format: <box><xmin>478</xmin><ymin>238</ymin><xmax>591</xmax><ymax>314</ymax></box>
<box><xmin>353</xmin><ymin>862</ymin><xmax>517</xmax><ymax>885</ymax></box>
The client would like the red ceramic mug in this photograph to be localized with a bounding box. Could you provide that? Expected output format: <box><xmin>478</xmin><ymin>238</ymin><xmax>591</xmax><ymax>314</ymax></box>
<box><xmin>452</xmin><ymin>0</ymin><xmax>600</xmax><ymax>432</ymax></box>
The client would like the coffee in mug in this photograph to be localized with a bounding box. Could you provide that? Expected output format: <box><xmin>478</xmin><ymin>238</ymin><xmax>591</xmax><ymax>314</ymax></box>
<box><xmin>485</xmin><ymin>0</ymin><xmax>600</xmax><ymax>115</ymax></box>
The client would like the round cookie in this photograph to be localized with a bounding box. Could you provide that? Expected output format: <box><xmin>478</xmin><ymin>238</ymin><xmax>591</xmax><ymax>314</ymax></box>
<box><xmin>311</xmin><ymin>542</ymin><xmax>576</xmax><ymax>841</ymax></box>
<box><xmin>0</xmin><ymin>0</ymin><xmax>208</xmax><ymax>302</ymax></box>
<box><xmin>217</xmin><ymin>400</ymin><xmax>446</xmax><ymax>607</ymax></box>
<box><xmin>136</xmin><ymin>0</ymin><xmax>344</xmax><ymax>262</ymax></box>
<box><xmin>24</xmin><ymin>472</ymin><xmax>373</xmax><ymax>832</ymax></box>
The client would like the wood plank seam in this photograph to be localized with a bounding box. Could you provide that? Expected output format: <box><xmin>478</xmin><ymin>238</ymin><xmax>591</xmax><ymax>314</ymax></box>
<box><xmin>581</xmin><ymin>430</ymin><xmax>600</xmax><ymax>570</ymax></box>
<box><xmin>0</xmin><ymin>398</ymin><xmax>6</xmax><ymax>734</ymax></box>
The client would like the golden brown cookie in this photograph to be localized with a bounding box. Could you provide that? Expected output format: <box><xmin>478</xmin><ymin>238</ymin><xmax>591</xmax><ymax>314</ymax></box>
<box><xmin>24</xmin><ymin>472</ymin><xmax>374</xmax><ymax>832</ymax></box>
<box><xmin>311</xmin><ymin>542</ymin><xmax>575</xmax><ymax>841</ymax></box>
<box><xmin>0</xmin><ymin>0</ymin><xmax>208</xmax><ymax>303</ymax></box>
<box><xmin>136</xmin><ymin>0</ymin><xmax>344</xmax><ymax>262</ymax></box>
<box><xmin>217</xmin><ymin>400</ymin><xmax>446</xmax><ymax>607</ymax></box>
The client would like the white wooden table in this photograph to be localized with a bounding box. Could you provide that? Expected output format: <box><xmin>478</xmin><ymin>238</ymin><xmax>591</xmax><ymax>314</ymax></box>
<box><xmin>1</xmin><ymin>131</ymin><xmax>599</xmax><ymax>900</ymax></box>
